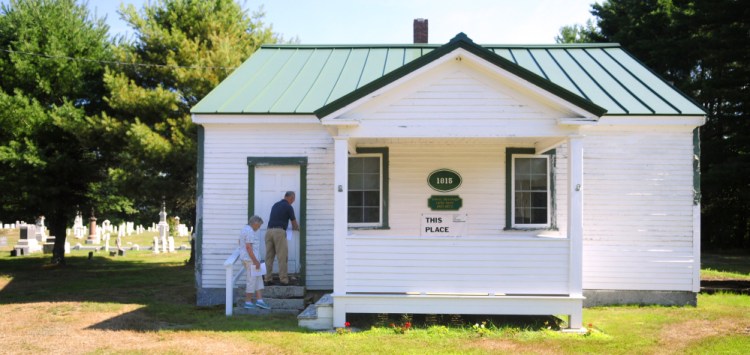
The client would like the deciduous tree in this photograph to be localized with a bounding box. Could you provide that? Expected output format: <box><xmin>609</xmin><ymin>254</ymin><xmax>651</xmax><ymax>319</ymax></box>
<box><xmin>101</xmin><ymin>0</ymin><xmax>280</xmax><ymax>228</ymax></box>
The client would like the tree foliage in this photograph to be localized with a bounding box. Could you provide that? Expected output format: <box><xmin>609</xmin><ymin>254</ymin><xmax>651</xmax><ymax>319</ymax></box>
<box><xmin>0</xmin><ymin>0</ymin><xmax>280</xmax><ymax>264</ymax></box>
<box><xmin>559</xmin><ymin>0</ymin><xmax>750</xmax><ymax>250</ymax></box>
<box><xmin>99</xmin><ymin>0</ymin><xmax>280</xmax><ymax>224</ymax></box>
<box><xmin>0</xmin><ymin>0</ymin><xmax>112</xmax><ymax>263</ymax></box>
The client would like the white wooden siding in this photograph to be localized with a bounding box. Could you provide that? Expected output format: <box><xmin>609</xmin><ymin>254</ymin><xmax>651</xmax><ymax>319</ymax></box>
<box><xmin>369</xmin><ymin>67</ymin><xmax>564</xmax><ymax>121</ymax></box>
<box><xmin>348</xmin><ymin>140</ymin><xmax>571</xmax><ymax>295</ymax></box>
<box><xmin>345</xmin><ymin>236</ymin><xmax>570</xmax><ymax>294</ymax></box>
<box><xmin>575</xmin><ymin>129</ymin><xmax>696</xmax><ymax>291</ymax></box>
<box><xmin>201</xmin><ymin>125</ymin><xmax>696</xmax><ymax>293</ymax></box>
<box><xmin>201</xmin><ymin>123</ymin><xmax>334</xmax><ymax>290</ymax></box>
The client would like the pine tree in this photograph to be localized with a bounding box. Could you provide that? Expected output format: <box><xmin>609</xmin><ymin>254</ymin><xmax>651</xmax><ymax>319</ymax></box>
<box><xmin>558</xmin><ymin>0</ymin><xmax>750</xmax><ymax>249</ymax></box>
<box><xmin>0</xmin><ymin>0</ymin><xmax>112</xmax><ymax>264</ymax></box>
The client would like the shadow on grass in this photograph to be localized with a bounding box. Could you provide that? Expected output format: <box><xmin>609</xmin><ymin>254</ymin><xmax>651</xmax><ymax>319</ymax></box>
<box><xmin>0</xmin><ymin>253</ymin><xmax>301</xmax><ymax>333</ymax></box>
<box><xmin>702</xmin><ymin>253</ymin><xmax>750</xmax><ymax>276</ymax></box>
<box><xmin>0</xmin><ymin>253</ymin><xmax>572</xmax><ymax>334</ymax></box>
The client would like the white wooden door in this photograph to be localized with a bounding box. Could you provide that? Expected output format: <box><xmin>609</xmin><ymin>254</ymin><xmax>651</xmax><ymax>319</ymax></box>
<box><xmin>254</xmin><ymin>165</ymin><xmax>301</xmax><ymax>274</ymax></box>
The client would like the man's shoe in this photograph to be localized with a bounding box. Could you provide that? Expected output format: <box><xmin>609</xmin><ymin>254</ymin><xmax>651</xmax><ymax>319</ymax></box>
<box><xmin>255</xmin><ymin>300</ymin><xmax>271</xmax><ymax>310</ymax></box>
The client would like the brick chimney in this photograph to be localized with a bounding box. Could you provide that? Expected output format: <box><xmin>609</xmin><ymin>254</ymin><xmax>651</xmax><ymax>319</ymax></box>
<box><xmin>413</xmin><ymin>18</ymin><xmax>428</xmax><ymax>43</ymax></box>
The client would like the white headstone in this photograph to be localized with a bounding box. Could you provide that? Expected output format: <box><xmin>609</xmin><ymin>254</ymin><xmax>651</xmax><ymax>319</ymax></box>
<box><xmin>104</xmin><ymin>233</ymin><xmax>111</xmax><ymax>252</ymax></box>
<box><xmin>152</xmin><ymin>236</ymin><xmax>160</xmax><ymax>254</ymax></box>
<box><xmin>167</xmin><ymin>236</ymin><xmax>175</xmax><ymax>253</ymax></box>
<box><xmin>102</xmin><ymin>220</ymin><xmax>112</xmax><ymax>233</ymax></box>
<box><xmin>34</xmin><ymin>216</ymin><xmax>46</xmax><ymax>242</ymax></box>
<box><xmin>73</xmin><ymin>211</ymin><xmax>84</xmax><ymax>238</ymax></box>
<box><xmin>157</xmin><ymin>200</ymin><xmax>169</xmax><ymax>253</ymax></box>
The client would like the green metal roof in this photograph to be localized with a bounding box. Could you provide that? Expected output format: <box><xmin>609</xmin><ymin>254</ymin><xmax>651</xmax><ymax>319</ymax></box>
<box><xmin>192</xmin><ymin>34</ymin><xmax>705</xmax><ymax>117</ymax></box>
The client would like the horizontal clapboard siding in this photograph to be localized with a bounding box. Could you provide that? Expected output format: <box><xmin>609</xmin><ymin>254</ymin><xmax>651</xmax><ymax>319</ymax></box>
<box><xmin>345</xmin><ymin>236</ymin><xmax>569</xmax><ymax>294</ymax></box>
<box><xmin>578</xmin><ymin>130</ymin><xmax>696</xmax><ymax>291</ymax></box>
<box><xmin>201</xmin><ymin>123</ymin><xmax>334</xmax><ymax>290</ymax></box>
<box><xmin>366</xmin><ymin>64</ymin><xmax>571</xmax><ymax>121</ymax></box>
<box><xmin>200</xmin><ymin>126</ymin><xmax>696</xmax><ymax>293</ymax></box>
<box><xmin>348</xmin><ymin>140</ymin><xmax>571</xmax><ymax>295</ymax></box>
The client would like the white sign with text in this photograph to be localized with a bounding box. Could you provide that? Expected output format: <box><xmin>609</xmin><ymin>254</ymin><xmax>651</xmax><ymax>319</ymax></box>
<box><xmin>420</xmin><ymin>213</ymin><xmax>468</xmax><ymax>237</ymax></box>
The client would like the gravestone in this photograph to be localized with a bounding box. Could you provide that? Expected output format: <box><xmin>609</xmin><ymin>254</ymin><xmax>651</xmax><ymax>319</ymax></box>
<box><xmin>34</xmin><ymin>216</ymin><xmax>47</xmax><ymax>243</ymax></box>
<box><xmin>102</xmin><ymin>220</ymin><xmax>112</xmax><ymax>234</ymax></box>
<box><xmin>152</xmin><ymin>236</ymin><xmax>160</xmax><ymax>254</ymax></box>
<box><xmin>103</xmin><ymin>233</ymin><xmax>111</xmax><ymax>252</ymax></box>
<box><xmin>73</xmin><ymin>210</ymin><xmax>84</xmax><ymax>239</ymax></box>
<box><xmin>158</xmin><ymin>200</ymin><xmax>169</xmax><ymax>253</ymax></box>
<box><xmin>86</xmin><ymin>209</ymin><xmax>100</xmax><ymax>244</ymax></box>
<box><xmin>14</xmin><ymin>225</ymin><xmax>42</xmax><ymax>255</ymax></box>
<box><xmin>167</xmin><ymin>236</ymin><xmax>175</xmax><ymax>253</ymax></box>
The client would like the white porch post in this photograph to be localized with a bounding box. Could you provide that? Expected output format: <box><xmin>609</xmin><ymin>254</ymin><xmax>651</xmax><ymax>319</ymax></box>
<box><xmin>332</xmin><ymin>136</ymin><xmax>349</xmax><ymax>327</ymax></box>
<box><xmin>567</xmin><ymin>136</ymin><xmax>584</xmax><ymax>329</ymax></box>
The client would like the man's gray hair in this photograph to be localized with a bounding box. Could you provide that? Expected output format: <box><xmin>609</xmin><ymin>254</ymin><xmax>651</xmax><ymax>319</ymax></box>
<box><xmin>284</xmin><ymin>191</ymin><xmax>295</xmax><ymax>198</ymax></box>
<box><xmin>249</xmin><ymin>215</ymin><xmax>263</xmax><ymax>225</ymax></box>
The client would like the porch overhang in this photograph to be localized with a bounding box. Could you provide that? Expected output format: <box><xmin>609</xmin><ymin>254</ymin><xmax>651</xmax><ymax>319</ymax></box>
<box><xmin>331</xmin><ymin>134</ymin><xmax>587</xmax><ymax>330</ymax></box>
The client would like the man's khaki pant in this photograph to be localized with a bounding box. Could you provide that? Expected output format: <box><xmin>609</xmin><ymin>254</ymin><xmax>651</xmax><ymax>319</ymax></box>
<box><xmin>264</xmin><ymin>228</ymin><xmax>288</xmax><ymax>284</ymax></box>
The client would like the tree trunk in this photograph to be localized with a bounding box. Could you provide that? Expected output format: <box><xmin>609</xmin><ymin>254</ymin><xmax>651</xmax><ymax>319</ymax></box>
<box><xmin>50</xmin><ymin>215</ymin><xmax>67</xmax><ymax>265</ymax></box>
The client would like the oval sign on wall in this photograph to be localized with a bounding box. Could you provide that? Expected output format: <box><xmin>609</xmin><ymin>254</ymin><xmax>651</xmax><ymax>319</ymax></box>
<box><xmin>427</xmin><ymin>169</ymin><xmax>462</xmax><ymax>192</ymax></box>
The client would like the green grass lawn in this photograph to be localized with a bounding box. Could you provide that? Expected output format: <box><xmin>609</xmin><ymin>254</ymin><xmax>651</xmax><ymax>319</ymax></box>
<box><xmin>1</xmin><ymin>250</ymin><xmax>748</xmax><ymax>354</ymax></box>
<box><xmin>702</xmin><ymin>253</ymin><xmax>750</xmax><ymax>280</ymax></box>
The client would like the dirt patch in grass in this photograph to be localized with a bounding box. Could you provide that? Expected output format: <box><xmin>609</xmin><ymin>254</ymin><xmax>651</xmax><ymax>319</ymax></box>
<box><xmin>469</xmin><ymin>338</ymin><xmax>523</xmax><ymax>352</ymax></box>
<box><xmin>659</xmin><ymin>317</ymin><xmax>750</xmax><ymax>352</ymax></box>
<box><xmin>0</xmin><ymin>301</ymin><xmax>283</xmax><ymax>354</ymax></box>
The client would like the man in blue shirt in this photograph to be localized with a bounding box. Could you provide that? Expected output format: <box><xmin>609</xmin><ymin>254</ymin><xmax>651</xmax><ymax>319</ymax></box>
<box><xmin>265</xmin><ymin>191</ymin><xmax>299</xmax><ymax>285</ymax></box>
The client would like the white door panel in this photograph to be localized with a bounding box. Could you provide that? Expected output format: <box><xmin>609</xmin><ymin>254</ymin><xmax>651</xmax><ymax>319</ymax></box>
<box><xmin>255</xmin><ymin>166</ymin><xmax>300</xmax><ymax>273</ymax></box>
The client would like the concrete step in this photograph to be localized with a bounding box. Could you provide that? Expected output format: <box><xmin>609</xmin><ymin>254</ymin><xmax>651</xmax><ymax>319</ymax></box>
<box><xmin>298</xmin><ymin>293</ymin><xmax>334</xmax><ymax>330</ymax></box>
<box><xmin>235</xmin><ymin>297</ymin><xmax>304</xmax><ymax>310</ymax></box>
<box><xmin>233</xmin><ymin>306</ymin><xmax>299</xmax><ymax>315</ymax></box>
<box><xmin>265</xmin><ymin>297</ymin><xmax>305</xmax><ymax>310</ymax></box>
<box><xmin>263</xmin><ymin>285</ymin><xmax>305</xmax><ymax>298</ymax></box>
<box><xmin>231</xmin><ymin>283</ymin><xmax>307</xmax><ymax>316</ymax></box>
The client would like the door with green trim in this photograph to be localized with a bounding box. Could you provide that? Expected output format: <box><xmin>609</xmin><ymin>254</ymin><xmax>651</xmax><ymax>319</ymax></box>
<box><xmin>255</xmin><ymin>165</ymin><xmax>301</xmax><ymax>274</ymax></box>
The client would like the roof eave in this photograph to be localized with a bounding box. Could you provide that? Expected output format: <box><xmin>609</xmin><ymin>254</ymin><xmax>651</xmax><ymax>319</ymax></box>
<box><xmin>315</xmin><ymin>33</ymin><xmax>607</xmax><ymax>119</ymax></box>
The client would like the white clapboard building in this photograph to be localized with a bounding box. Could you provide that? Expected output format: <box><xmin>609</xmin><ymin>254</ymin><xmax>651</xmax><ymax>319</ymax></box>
<box><xmin>191</xmin><ymin>32</ymin><xmax>705</xmax><ymax>330</ymax></box>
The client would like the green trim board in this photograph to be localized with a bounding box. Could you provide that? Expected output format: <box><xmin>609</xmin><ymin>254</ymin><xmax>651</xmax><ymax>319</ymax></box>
<box><xmin>504</xmin><ymin>148</ymin><xmax>557</xmax><ymax>230</ymax></box>
<box><xmin>195</xmin><ymin>125</ymin><xmax>205</xmax><ymax>279</ymax></box>
<box><xmin>246</xmin><ymin>157</ymin><xmax>308</xmax><ymax>284</ymax></box>
<box><xmin>353</xmin><ymin>147</ymin><xmax>390</xmax><ymax>229</ymax></box>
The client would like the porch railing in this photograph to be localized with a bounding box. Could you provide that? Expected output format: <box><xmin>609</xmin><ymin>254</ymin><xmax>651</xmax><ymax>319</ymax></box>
<box><xmin>223</xmin><ymin>249</ymin><xmax>244</xmax><ymax>316</ymax></box>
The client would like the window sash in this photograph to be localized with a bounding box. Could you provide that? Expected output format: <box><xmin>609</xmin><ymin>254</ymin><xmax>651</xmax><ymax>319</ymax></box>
<box><xmin>348</xmin><ymin>154</ymin><xmax>382</xmax><ymax>227</ymax></box>
<box><xmin>511</xmin><ymin>154</ymin><xmax>550</xmax><ymax>228</ymax></box>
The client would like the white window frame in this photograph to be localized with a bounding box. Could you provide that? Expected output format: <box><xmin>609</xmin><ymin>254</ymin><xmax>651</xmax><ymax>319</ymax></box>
<box><xmin>347</xmin><ymin>153</ymin><xmax>383</xmax><ymax>228</ymax></box>
<box><xmin>511</xmin><ymin>154</ymin><xmax>551</xmax><ymax>229</ymax></box>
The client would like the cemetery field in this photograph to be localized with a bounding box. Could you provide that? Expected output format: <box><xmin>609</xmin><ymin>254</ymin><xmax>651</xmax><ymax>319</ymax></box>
<box><xmin>0</xmin><ymin>251</ymin><xmax>748</xmax><ymax>354</ymax></box>
<box><xmin>0</xmin><ymin>227</ymin><xmax>192</xmax><ymax>253</ymax></box>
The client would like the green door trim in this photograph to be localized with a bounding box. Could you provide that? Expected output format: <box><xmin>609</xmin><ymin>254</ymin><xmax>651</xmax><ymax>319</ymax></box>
<box><xmin>247</xmin><ymin>157</ymin><xmax>308</xmax><ymax>284</ymax></box>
